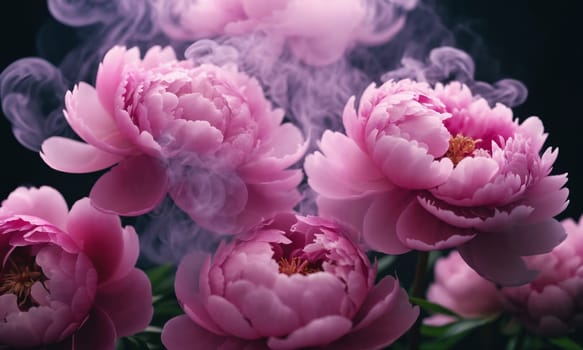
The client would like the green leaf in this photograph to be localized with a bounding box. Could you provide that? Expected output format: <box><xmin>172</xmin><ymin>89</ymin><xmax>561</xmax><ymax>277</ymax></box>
<box><xmin>146</xmin><ymin>264</ymin><xmax>176</xmax><ymax>296</ymax></box>
<box><xmin>419</xmin><ymin>316</ymin><xmax>498</xmax><ymax>350</ymax></box>
<box><xmin>409</xmin><ymin>297</ymin><xmax>460</xmax><ymax>318</ymax></box>
<box><xmin>548</xmin><ymin>337</ymin><xmax>583</xmax><ymax>350</ymax></box>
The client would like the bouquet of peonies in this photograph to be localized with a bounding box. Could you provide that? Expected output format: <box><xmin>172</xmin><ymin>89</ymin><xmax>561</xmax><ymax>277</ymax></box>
<box><xmin>0</xmin><ymin>1</ymin><xmax>580</xmax><ymax>349</ymax></box>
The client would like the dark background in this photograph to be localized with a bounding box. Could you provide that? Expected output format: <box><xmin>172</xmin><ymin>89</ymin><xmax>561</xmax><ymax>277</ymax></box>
<box><xmin>1</xmin><ymin>0</ymin><xmax>582</xmax><ymax>220</ymax></box>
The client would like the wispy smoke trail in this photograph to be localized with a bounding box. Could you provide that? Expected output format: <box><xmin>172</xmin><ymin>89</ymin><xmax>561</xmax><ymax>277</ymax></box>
<box><xmin>382</xmin><ymin>46</ymin><xmax>528</xmax><ymax>107</ymax></box>
<box><xmin>0</xmin><ymin>58</ymin><xmax>74</xmax><ymax>151</ymax></box>
<box><xmin>136</xmin><ymin>197</ymin><xmax>223</xmax><ymax>265</ymax></box>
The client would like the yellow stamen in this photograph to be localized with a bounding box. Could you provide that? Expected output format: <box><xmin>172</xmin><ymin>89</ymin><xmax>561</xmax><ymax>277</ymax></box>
<box><xmin>445</xmin><ymin>134</ymin><xmax>480</xmax><ymax>166</ymax></box>
<box><xmin>0</xmin><ymin>249</ymin><xmax>48</xmax><ymax>311</ymax></box>
<box><xmin>278</xmin><ymin>257</ymin><xmax>322</xmax><ymax>276</ymax></box>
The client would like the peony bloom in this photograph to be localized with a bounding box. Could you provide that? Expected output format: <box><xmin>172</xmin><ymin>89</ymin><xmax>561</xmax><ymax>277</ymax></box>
<box><xmin>41</xmin><ymin>45</ymin><xmax>305</xmax><ymax>234</ymax></box>
<box><xmin>502</xmin><ymin>215</ymin><xmax>583</xmax><ymax>336</ymax></box>
<box><xmin>0</xmin><ymin>186</ymin><xmax>152</xmax><ymax>349</ymax></box>
<box><xmin>162</xmin><ymin>213</ymin><xmax>418</xmax><ymax>350</ymax></box>
<box><xmin>425</xmin><ymin>251</ymin><xmax>504</xmax><ymax>326</ymax></box>
<box><xmin>305</xmin><ymin>79</ymin><xmax>568</xmax><ymax>286</ymax></box>
<box><xmin>154</xmin><ymin>0</ymin><xmax>417</xmax><ymax>66</ymax></box>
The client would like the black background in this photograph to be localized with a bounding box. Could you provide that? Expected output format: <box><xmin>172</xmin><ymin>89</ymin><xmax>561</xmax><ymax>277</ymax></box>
<box><xmin>1</xmin><ymin>0</ymin><xmax>582</xmax><ymax>220</ymax></box>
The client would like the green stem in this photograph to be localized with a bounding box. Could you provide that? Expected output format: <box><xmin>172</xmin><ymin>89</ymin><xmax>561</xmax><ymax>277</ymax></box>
<box><xmin>408</xmin><ymin>251</ymin><xmax>429</xmax><ymax>350</ymax></box>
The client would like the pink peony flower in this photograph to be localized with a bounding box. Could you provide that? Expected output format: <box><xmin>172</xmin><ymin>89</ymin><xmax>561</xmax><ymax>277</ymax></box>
<box><xmin>154</xmin><ymin>0</ymin><xmax>417</xmax><ymax>65</ymax></box>
<box><xmin>305</xmin><ymin>79</ymin><xmax>569</xmax><ymax>286</ymax></box>
<box><xmin>161</xmin><ymin>213</ymin><xmax>418</xmax><ymax>350</ymax></box>
<box><xmin>425</xmin><ymin>250</ymin><xmax>504</xmax><ymax>326</ymax></box>
<box><xmin>40</xmin><ymin>45</ymin><xmax>305</xmax><ymax>234</ymax></box>
<box><xmin>0</xmin><ymin>186</ymin><xmax>152</xmax><ymax>349</ymax></box>
<box><xmin>502</xmin><ymin>215</ymin><xmax>583</xmax><ymax>336</ymax></box>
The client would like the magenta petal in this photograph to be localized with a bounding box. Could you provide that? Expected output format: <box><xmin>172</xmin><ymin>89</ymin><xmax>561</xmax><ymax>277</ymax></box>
<box><xmin>458</xmin><ymin>235</ymin><xmax>538</xmax><ymax>286</ymax></box>
<box><xmin>94</xmin><ymin>269</ymin><xmax>153</xmax><ymax>337</ymax></box>
<box><xmin>66</xmin><ymin>198</ymin><xmax>127</xmax><ymax>283</ymax></box>
<box><xmin>0</xmin><ymin>186</ymin><xmax>69</xmax><ymax>229</ymax></box>
<box><xmin>162</xmin><ymin>315</ymin><xmax>232</xmax><ymax>350</ymax></box>
<box><xmin>73</xmin><ymin>307</ymin><xmax>117</xmax><ymax>350</ymax></box>
<box><xmin>267</xmin><ymin>315</ymin><xmax>352</xmax><ymax>350</ymax></box>
<box><xmin>41</xmin><ymin>137</ymin><xmax>123</xmax><ymax>173</ymax></box>
<box><xmin>90</xmin><ymin>155</ymin><xmax>168</xmax><ymax>216</ymax></box>
<box><xmin>397</xmin><ymin>200</ymin><xmax>476</xmax><ymax>250</ymax></box>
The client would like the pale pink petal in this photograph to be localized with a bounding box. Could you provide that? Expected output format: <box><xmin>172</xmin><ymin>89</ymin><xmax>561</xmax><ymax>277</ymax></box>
<box><xmin>432</xmin><ymin>156</ymin><xmax>500</xmax><ymax>204</ymax></box>
<box><xmin>96</xmin><ymin>46</ymin><xmax>140</xmax><ymax>116</ymax></box>
<box><xmin>397</xmin><ymin>200</ymin><xmax>475</xmax><ymax>250</ymax></box>
<box><xmin>521</xmin><ymin>174</ymin><xmax>569</xmax><ymax>221</ymax></box>
<box><xmin>372</xmin><ymin>134</ymin><xmax>453</xmax><ymax>189</ymax></box>
<box><xmin>65</xmin><ymin>82</ymin><xmax>135</xmax><ymax>154</ymax></box>
<box><xmin>90</xmin><ymin>155</ymin><xmax>168</xmax><ymax>216</ymax></box>
<box><xmin>142</xmin><ymin>45</ymin><xmax>177</xmax><ymax>68</ymax></box>
<box><xmin>165</xmin><ymin>119</ymin><xmax>224</xmax><ymax>155</ymax></box>
<box><xmin>225</xmin><ymin>282</ymin><xmax>300</xmax><ymax>337</ymax></box>
<box><xmin>305</xmin><ymin>131</ymin><xmax>390</xmax><ymax>199</ymax></box>
<box><xmin>342</xmin><ymin>95</ymin><xmax>365</xmax><ymax>147</ymax></box>
<box><xmin>267</xmin><ymin>315</ymin><xmax>352</xmax><ymax>350</ymax></box>
<box><xmin>40</xmin><ymin>136</ymin><xmax>123</xmax><ymax>173</ymax></box>
<box><xmin>0</xmin><ymin>186</ymin><xmax>69</xmax><ymax>229</ymax></box>
<box><xmin>73</xmin><ymin>307</ymin><xmax>117</xmax><ymax>350</ymax></box>
<box><xmin>268</xmin><ymin>123</ymin><xmax>305</xmax><ymax>163</ymax></box>
<box><xmin>94</xmin><ymin>269</ymin><xmax>153</xmax><ymax>337</ymax></box>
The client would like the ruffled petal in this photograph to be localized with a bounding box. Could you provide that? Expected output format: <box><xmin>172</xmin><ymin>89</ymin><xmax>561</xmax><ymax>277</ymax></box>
<box><xmin>64</xmin><ymin>82</ymin><xmax>135</xmax><ymax>154</ymax></box>
<box><xmin>397</xmin><ymin>200</ymin><xmax>475</xmax><ymax>250</ymax></box>
<box><xmin>0</xmin><ymin>186</ymin><xmax>69</xmax><ymax>229</ymax></box>
<box><xmin>305</xmin><ymin>131</ymin><xmax>390</xmax><ymax>199</ymax></box>
<box><xmin>96</xmin><ymin>46</ymin><xmax>140</xmax><ymax>116</ymax></box>
<box><xmin>372</xmin><ymin>134</ymin><xmax>453</xmax><ymax>189</ymax></box>
<box><xmin>90</xmin><ymin>156</ymin><xmax>168</xmax><ymax>216</ymax></box>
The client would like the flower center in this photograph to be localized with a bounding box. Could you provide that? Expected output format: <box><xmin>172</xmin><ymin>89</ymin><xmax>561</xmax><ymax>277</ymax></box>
<box><xmin>0</xmin><ymin>247</ymin><xmax>49</xmax><ymax>311</ymax></box>
<box><xmin>445</xmin><ymin>134</ymin><xmax>479</xmax><ymax>166</ymax></box>
<box><xmin>278</xmin><ymin>257</ymin><xmax>322</xmax><ymax>276</ymax></box>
